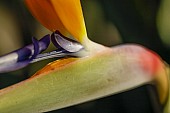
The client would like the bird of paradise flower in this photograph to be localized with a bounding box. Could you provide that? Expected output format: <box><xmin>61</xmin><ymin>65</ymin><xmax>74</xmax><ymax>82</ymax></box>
<box><xmin>0</xmin><ymin>0</ymin><xmax>169</xmax><ymax>113</ymax></box>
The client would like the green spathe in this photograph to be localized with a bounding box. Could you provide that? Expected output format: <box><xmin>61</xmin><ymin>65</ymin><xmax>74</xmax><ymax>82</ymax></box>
<box><xmin>0</xmin><ymin>44</ymin><xmax>168</xmax><ymax>113</ymax></box>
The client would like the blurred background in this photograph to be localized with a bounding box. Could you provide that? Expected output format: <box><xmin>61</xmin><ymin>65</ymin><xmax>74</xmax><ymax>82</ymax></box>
<box><xmin>0</xmin><ymin>0</ymin><xmax>169</xmax><ymax>113</ymax></box>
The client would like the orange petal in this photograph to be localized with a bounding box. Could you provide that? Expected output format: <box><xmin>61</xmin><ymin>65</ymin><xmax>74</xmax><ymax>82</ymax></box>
<box><xmin>25</xmin><ymin>0</ymin><xmax>88</xmax><ymax>43</ymax></box>
<box><xmin>25</xmin><ymin>0</ymin><xmax>66</xmax><ymax>35</ymax></box>
<box><xmin>50</xmin><ymin>0</ymin><xmax>88</xmax><ymax>43</ymax></box>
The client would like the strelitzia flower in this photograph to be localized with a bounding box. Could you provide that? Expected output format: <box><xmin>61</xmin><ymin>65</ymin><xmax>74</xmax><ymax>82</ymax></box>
<box><xmin>0</xmin><ymin>0</ymin><xmax>93</xmax><ymax>73</ymax></box>
<box><xmin>0</xmin><ymin>0</ymin><xmax>169</xmax><ymax>113</ymax></box>
<box><xmin>25</xmin><ymin>0</ymin><xmax>103</xmax><ymax>51</ymax></box>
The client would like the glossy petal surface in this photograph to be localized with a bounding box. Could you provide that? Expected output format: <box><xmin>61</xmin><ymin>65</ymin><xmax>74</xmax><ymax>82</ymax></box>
<box><xmin>51</xmin><ymin>31</ymin><xmax>84</xmax><ymax>52</ymax></box>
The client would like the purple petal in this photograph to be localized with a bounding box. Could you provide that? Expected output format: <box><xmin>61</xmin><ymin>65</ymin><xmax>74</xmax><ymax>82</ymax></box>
<box><xmin>0</xmin><ymin>35</ymin><xmax>50</xmax><ymax>73</ymax></box>
<box><xmin>25</xmin><ymin>34</ymin><xmax>50</xmax><ymax>55</ymax></box>
<box><xmin>51</xmin><ymin>31</ymin><xmax>84</xmax><ymax>52</ymax></box>
<box><xmin>0</xmin><ymin>37</ymin><xmax>39</xmax><ymax>73</ymax></box>
<box><xmin>30</xmin><ymin>31</ymin><xmax>85</xmax><ymax>63</ymax></box>
<box><xmin>37</xmin><ymin>34</ymin><xmax>50</xmax><ymax>52</ymax></box>
<box><xmin>30</xmin><ymin>37</ymin><xmax>40</xmax><ymax>59</ymax></box>
<box><xmin>16</xmin><ymin>37</ymin><xmax>39</xmax><ymax>61</ymax></box>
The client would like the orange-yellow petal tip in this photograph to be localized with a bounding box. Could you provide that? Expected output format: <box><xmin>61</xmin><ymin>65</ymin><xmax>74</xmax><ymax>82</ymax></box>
<box><xmin>25</xmin><ymin>0</ymin><xmax>66</xmax><ymax>34</ymax></box>
<box><xmin>25</xmin><ymin>0</ymin><xmax>88</xmax><ymax>43</ymax></box>
<box><xmin>50</xmin><ymin>0</ymin><xmax>88</xmax><ymax>42</ymax></box>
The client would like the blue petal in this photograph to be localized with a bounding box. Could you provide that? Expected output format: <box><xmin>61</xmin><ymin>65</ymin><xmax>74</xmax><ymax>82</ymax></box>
<box><xmin>30</xmin><ymin>37</ymin><xmax>39</xmax><ymax>59</ymax></box>
<box><xmin>24</xmin><ymin>34</ymin><xmax>50</xmax><ymax>56</ymax></box>
<box><xmin>37</xmin><ymin>34</ymin><xmax>50</xmax><ymax>52</ymax></box>
<box><xmin>31</xmin><ymin>31</ymin><xmax>85</xmax><ymax>63</ymax></box>
<box><xmin>51</xmin><ymin>31</ymin><xmax>84</xmax><ymax>52</ymax></box>
<box><xmin>0</xmin><ymin>31</ymin><xmax>84</xmax><ymax>73</ymax></box>
<box><xmin>16</xmin><ymin>48</ymin><xmax>32</xmax><ymax>61</ymax></box>
<box><xmin>0</xmin><ymin>35</ymin><xmax>50</xmax><ymax>73</ymax></box>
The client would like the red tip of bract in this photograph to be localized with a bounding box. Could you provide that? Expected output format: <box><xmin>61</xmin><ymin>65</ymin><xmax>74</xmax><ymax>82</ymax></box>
<box><xmin>138</xmin><ymin>47</ymin><xmax>168</xmax><ymax>104</ymax></box>
<box><xmin>113</xmin><ymin>44</ymin><xmax>168</xmax><ymax>103</ymax></box>
<box><xmin>113</xmin><ymin>44</ymin><xmax>162</xmax><ymax>77</ymax></box>
<box><xmin>139</xmin><ymin>49</ymin><xmax>162</xmax><ymax>76</ymax></box>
